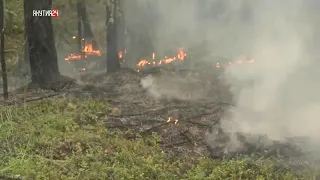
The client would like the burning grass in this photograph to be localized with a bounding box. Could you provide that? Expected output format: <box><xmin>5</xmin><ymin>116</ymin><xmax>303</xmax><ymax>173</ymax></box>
<box><xmin>64</xmin><ymin>39</ymin><xmax>102</xmax><ymax>61</ymax></box>
<box><xmin>136</xmin><ymin>48</ymin><xmax>186</xmax><ymax>68</ymax></box>
<box><xmin>3</xmin><ymin>0</ymin><xmax>320</xmax><ymax>179</ymax></box>
<box><xmin>0</xmin><ymin>98</ymin><xmax>319</xmax><ymax>179</ymax></box>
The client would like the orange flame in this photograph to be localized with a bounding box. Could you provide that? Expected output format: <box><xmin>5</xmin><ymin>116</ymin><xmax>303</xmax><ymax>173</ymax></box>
<box><xmin>167</xmin><ymin>117</ymin><xmax>179</xmax><ymax>124</ymax></box>
<box><xmin>118</xmin><ymin>49</ymin><xmax>127</xmax><ymax>63</ymax></box>
<box><xmin>136</xmin><ymin>48</ymin><xmax>187</xmax><ymax>67</ymax></box>
<box><xmin>65</xmin><ymin>42</ymin><xmax>102</xmax><ymax>61</ymax></box>
<box><xmin>118</xmin><ymin>51</ymin><xmax>123</xmax><ymax>59</ymax></box>
<box><xmin>65</xmin><ymin>44</ymin><xmax>124</xmax><ymax>61</ymax></box>
<box><xmin>83</xmin><ymin>43</ymin><xmax>101</xmax><ymax>55</ymax></box>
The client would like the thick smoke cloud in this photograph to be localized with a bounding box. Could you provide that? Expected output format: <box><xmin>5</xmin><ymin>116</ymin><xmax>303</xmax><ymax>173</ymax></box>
<box><xmin>132</xmin><ymin>0</ymin><xmax>320</xmax><ymax>145</ymax></box>
<box><xmin>218</xmin><ymin>0</ymin><xmax>320</xmax><ymax>142</ymax></box>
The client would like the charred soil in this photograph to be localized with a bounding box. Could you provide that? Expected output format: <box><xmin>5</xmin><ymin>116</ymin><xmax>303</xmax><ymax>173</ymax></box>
<box><xmin>1</xmin><ymin>67</ymin><xmax>320</xmax><ymax>179</ymax></box>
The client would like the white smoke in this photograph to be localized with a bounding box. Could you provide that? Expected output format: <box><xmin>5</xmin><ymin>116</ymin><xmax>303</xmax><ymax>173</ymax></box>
<box><xmin>127</xmin><ymin>0</ymin><xmax>320</xmax><ymax>146</ymax></box>
<box><xmin>219</xmin><ymin>0</ymin><xmax>320</xmax><ymax>142</ymax></box>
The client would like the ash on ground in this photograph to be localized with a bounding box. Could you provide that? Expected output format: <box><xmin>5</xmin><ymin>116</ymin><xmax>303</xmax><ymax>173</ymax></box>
<box><xmin>2</xmin><ymin>64</ymin><xmax>320</xmax><ymax>167</ymax></box>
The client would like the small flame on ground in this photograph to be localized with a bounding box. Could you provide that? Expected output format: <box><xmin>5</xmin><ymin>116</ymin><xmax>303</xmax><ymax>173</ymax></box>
<box><xmin>118</xmin><ymin>51</ymin><xmax>123</xmax><ymax>59</ymax></box>
<box><xmin>167</xmin><ymin>117</ymin><xmax>179</xmax><ymax>124</ymax></box>
<box><xmin>66</xmin><ymin>36</ymin><xmax>126</xmax><ymax>62</ymax></box>
<box><xmin>118</xmin><ymin>49</ymin><xmax>127</xmax><ymax>63</ymax></box>
<box><xmin>134</xmin><ymin>49</ymin><xmax>255</xmax><ymax>72</ymax></box>
<box><xmin>65</xmin><ymin>39</ymin><xmax>102</xmax><ymax>61</ymax></box>
<box><xmin>65</xmin><ymin>37</ymin><xmax>254</xmax><ymax>71</ymax></box>
<box><xmin>136</xmin><ymin>48</ymin><xmax>187</xmax><ymax>68</ymax></box>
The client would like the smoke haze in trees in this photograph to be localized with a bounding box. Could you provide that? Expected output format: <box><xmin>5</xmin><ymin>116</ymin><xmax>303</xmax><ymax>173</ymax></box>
<box><xmin>134</xmin><ymin>0</ymin><xmax>320</xmax><ymax>149</ymax></box>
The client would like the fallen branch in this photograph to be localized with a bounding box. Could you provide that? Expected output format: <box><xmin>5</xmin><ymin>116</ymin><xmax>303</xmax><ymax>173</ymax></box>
<box><xmin>0</xmin><ymin>93</ymin><xmax>61</xmax><ymax>106</ymax></box>
<box><xmin>139</xmin><ymin>113</ymin><xmax>216</xmax><ymax>135</ymax></box>
<box><xmin>107</xmin><ymin>123</ymin><xmax>140</xmax><ymax>129</ymax></box>
<box><xmin>106</xmin><ymin>118</ymin><xmax>164</xmax><ymax>128</ymax></box>
<box><xmin>109</xmin><ymin>103</ymin><xmax>221</xmax><ymax>118</ymax></box>
<box><xmin>107</xmin><ymin>109</ymin><xmax>219</xmax><ymax>134</ymax></box>
<box><xmin>175</xmin><ymin>108</ymin><xmax>221</xmax><ymax>127</ymax></box>
<box><xmin>180</xmin><ymin>119</ymin><xmax>213</xmax><ymax>128</ymax></box>
<box><xmin>140</xmin><ymin>122</ymin><xmax>169</xmax><ymax>135</ymax></box>
<box><xmin>108</xmin><ymin>105</ymin><xmax>194</xmax><ymax>118</ymax></box>
<box><xmin>162</xmin><ymin>140</ymin><xmax>189</xmax><ymax>148</ymax></box>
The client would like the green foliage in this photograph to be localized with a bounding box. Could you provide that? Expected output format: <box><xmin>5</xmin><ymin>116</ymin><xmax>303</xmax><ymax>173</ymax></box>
<box><xmin>4</xmin><ymin>0</ymin><xmax>107</xmax><ymax>68</ymax></box>
<box><xmin>4</xmin><ymin>0</ymin><xmax>24</xmax><ymax>35</ymax></box>
<box><xmin>2</xmin><ymin>1</ymin><xmax>320</xmax><ymax>179</ymax></box>
<box><xmin>0</xmin><ymin>98</ymin><xmax>319</xmax><ymax>179</ymax></box>
<box><xmin>4</xmin><ymin>0</ymin><xmax>25</xmax><ymax>68</ymax></box>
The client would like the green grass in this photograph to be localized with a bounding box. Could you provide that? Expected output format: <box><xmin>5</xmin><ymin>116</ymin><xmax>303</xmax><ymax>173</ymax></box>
<box><xmin>0</xmin><ymin>98</ymin><xmax>319</xmax><ymax>179</ymax></box>
<box><xmin>2</xmin><ymin>1</ymin><xmax>320</xmax><ymax>179</ymax></box>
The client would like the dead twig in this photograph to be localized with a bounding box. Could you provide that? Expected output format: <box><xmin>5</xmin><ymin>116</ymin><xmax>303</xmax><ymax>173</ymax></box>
<box><xmin>180</xmin><ymin>119</ymin><xmax>213</xmax><ymax>128</ymax></box>
<box><xmin>107</xmin><ymin>123</ymin><xmax>138</xmax><ymax>129</ymax></box>
<box><xmin>107</xmin><ymin>109</ymin><xmax>219</xmax><ymax>134</ymax></box>
<box><xmin>162</xmin><ymin>140</ymin><xmax>189</xmax><ymax>148</ymax></box>
<box><xmin>140</xmin><ymin>122</ymin><xmax>169</xmax><ymax>135</ymax></box>
<box><xmin>108</xmin><ymin>105</ymin><xmax>190</xmax><ymax>118</ymax></box>
<box><xmin>139</xmin><ymin>113</ymin><xmax>216</xmax><ymax>135</ymax></box>
<box><xmin>0</xmin><ymin>93</ymin><xmax>61</xmax><ymax>106</ymax></box>
<box><xmin>109</xmin><ymin>104</ymin><xmax>220</xmax><ymax>118</ymax></box>
<box><xmin>106</xmin><ymin>118</ymin><xmax>164</xmax><ymax>128</ymax></box>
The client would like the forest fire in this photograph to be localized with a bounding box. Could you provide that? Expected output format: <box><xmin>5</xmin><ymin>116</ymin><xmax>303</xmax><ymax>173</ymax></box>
<box><xmin>167</xmin><ymin>117</ymin><xmax>179</xmax><ymax>124</ymax></box>
<box><xmin>118</xmin><ymin>49</ymin><xmax>126</xmax><ymax>59</ymax></box>
<box><xmin>118</xmin><ymin>49</ymin><xmax>127</xmax><ymax>63</ymax></box>
<box><xmin>136</xmin><ymin>48</ymin><xmax>187</xmax><ymax>68</ymax></box>
<box><xmin>134</xmin><ymin>48</ymin><xmax>254</xmax><ymax>71</ymax></box>
<box><xmin>65</xmin><ymin>40</ymin><xmax>254</xmax><ymax>72</ymax></box>
<box><xmin>64</xmin><ymin>43</ymin><xmax>102</xmax><ymax>61</ymax></box>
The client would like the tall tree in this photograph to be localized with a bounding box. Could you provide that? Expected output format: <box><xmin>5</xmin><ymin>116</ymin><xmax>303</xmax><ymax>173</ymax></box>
<box><xmin>0</xmin><ymin>0</ymin><xmax>8</xmax><ymax>99</ymax></box>
<box><xmin>117</xmin><ymin>0</ymin><xmax>125</xmax><ymax>53</ymax></box>
<box><xmin>77</xmin><ymin>0</ymin><xmax>98</xmax><ymax>49</ymax></box>
<box><xmin>24</xmin><ymin>0</ymin><xmax>61</xmax><ymax>87</ymax></box>
<box><xmin>24</xmin><ymin>12</ymin><xmax>29</xmax><ymax>64</ymax></box>
<box><xmin>76</xmin><ymin>0</ymin><xmax>83</xmax><ymax>55</ymax></box>
<box><xmin>106</xmin><ymin>0</ymin><xmax>120</xmax><ymax>73</ymax></box>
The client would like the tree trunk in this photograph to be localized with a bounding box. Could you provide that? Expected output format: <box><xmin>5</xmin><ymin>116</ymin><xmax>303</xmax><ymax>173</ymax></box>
<box><xmin>24</xmin><ymin>0</ymin><xmax>61</xmax><ymax>86</ymax></box>
<box><xmin>106</xmin><ymin>0</ymin><xmax>120</xmax><ymax>73</ymax></box>
<box><xmin>24</xmin><ymin>12</ymin><xmax>29</xmax><ymax>63</ymax></box>
<box><xmin>117</xmin><ymin>0</ymin><xmax>125</xmax><ymax>53</ymax></box>
<box><xmin>77</xmin><ymin>0</ymin><xmax>97</xmax><ymax>49</ymax></box>
<box><xmin>76</xmin><ymin>0</ymin><xmax>83</xmax><ymax>54</ymax></box>
<box><xmin>0</xmin><ymin>0</ymin><xmax>8</xmax><ymax>99</ymax></box>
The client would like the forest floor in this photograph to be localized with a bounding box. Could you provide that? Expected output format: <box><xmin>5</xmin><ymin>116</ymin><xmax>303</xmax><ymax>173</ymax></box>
<box><xmin>2</xmin><ymin>0</ymin><xmax>320</xmax><ymax>179</ymax></box>
<box><xmin>1</xmin><ymin>67</ymin><xmax>320</xmax><ymax>179</ymax></box>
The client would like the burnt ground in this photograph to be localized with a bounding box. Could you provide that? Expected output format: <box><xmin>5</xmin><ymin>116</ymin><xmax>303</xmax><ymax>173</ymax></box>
<box><xmin>1</xmin><ymin>65</ymin><xmax>320</xmax><ymax>168</ymax></box>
